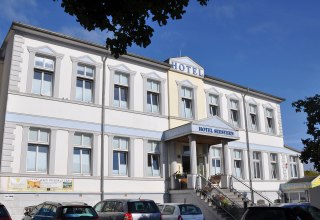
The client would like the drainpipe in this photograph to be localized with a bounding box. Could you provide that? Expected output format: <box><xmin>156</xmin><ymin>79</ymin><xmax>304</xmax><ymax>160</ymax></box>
<box><xmin>242</xmin><ymin>88</ymin><xmax>254</xmax><ymax>204</ymax></box>
<box><xmin>100</xmin><ymin>54</ymin><xmax>107</xmax><ymax>201</ymax></box>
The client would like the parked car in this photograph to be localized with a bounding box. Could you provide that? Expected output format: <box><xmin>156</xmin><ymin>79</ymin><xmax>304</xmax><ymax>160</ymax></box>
<box><xmin>159</xmin><ymin>203</ymin><xmax>204</xmax><ymax>220</ymax></box>
<box><xmin>0</xmin><ymin>203</ymin><xmax>11</xmax><ymax>220</ymax></box>
<box><xmin>94</xmin><ymin>199</ymin><xmax>161</xmax><ymax>220</ymax></box>
<box><xmin>22</xmin><ymin>201</ymin><xmax>98</xmax><ymax>219</ymax></box>
<box><xmin>241</xmin><ymin>203</ymin><xmax>320</xmax><ymax>220</ymax></box>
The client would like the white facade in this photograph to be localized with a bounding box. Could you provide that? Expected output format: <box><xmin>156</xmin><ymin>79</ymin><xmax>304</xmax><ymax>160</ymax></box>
<box><xmin>0</xmin><ymin>23</ymin><xmax>304</xmax><ymax>219</ymax></box>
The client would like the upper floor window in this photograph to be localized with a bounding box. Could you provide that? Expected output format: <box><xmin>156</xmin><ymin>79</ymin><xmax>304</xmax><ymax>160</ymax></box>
<box><xmin>73</xmin><ymin>133</ymin><xmax>92</xmax><ymax>175</ymax></box>
<box><xmin>270</xmin><ymin>153</ymin><xmax>278</xmax><ymax>179</ymax></box>
<box><xmin>147</xmin><ymin>141</ymin><xmax>160</xmax><ymax>176</ymax></box>
<box><xmin>233</xmin><ymin>150</ymin><xmax>242</xmax><ymax>178</ymax></box>
<box><xmin>32</xmin><ymin>55</ymin><xmax>54</xmax><ymax>96</ymax></box>
<box><xmin>113</xmin><ymin>137</ymin><xmax>129</xmax><ymax>175</ymax></box>
<box><xmin>230</xmin><ymin>99</ymin><xmax>240</xmax><ymax>127</ymax></box>
<box><xmin>76</xmin><ymin>64</ymin><xmax>94</xmax><ymax>102</ymax></box>
<box><xmin>211</xmin><ymin>148</ymin><xmax>221</xmax><ymax>175</ymax></box>
<box><xmin>249</xmin><ymin>104</ymin><xmax>258</xmax><ymax>131</ymax></box>
<box><xmin>181</xmin><ymin>86</ymin><xmax>193</xmax><ymax>118</ymax></box>
<box><xmin>147</xmin><ymin>80</ymin><xmax>160</xmax><ymax>113</ymax></box>
<box><xmin>253</xmin><ymin>152</ymin><xmax>261</xmax><ymax>179</ymax></box>
<box><xmin>114</xmin><ymin>72</ymin><xmax>129</xmax><ymax>108</ymax></box>
<box><xmin>209</xmin><ymin>94</ymin><xmax>220</xmax><ymax>117</ymax></box>
<box><xmin>289</xmin><ymin>156</ymin><xmax>298</xmax><ymax>178</ymax></box>
<box><xmin>266</xmin><ymin>108</ymin><xmax>275</xmax><ymax>133</ymax></box>
<box><xmin>27</xmin><ymin>128</ymin><xmax>50</xmax><ymax>173</ymax></box>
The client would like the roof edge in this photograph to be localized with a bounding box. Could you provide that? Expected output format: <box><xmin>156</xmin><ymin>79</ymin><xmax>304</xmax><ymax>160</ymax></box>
<box><xmin>284</xmin><ymin>145</ymin><xmax>301</xmax><ymax>153</ymax></box>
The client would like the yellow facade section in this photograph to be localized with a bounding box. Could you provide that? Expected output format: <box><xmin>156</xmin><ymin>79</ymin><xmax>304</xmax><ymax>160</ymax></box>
<box><xmin>168</xmin><ymin>69</ymin><xmax>207</xmax><ymax>129</ymax></box>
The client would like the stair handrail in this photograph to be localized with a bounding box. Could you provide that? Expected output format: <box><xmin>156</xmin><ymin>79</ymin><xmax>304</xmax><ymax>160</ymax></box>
<box><xmin>229</xmin><ymin>175</ymin><xmax>273</xmax><ymax>205</ymax></box>
<box><xmin>197</xmin><ymin>174</ymin><xmax>244</xmax><ymax>220</ymax></box>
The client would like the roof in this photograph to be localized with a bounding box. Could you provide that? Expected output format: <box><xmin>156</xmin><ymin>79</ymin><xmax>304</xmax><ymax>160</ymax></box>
<box><xmin>287</xmin><ymin>176</ymin><xmax>318</xmax><ymax>184</ymax></box>
<box><xmin>1</xmin><ymin>22</ymin><xmax>285</xmax><ymax>102</ymax></box>
<box><xmin>284</xmin><ymin>145</ymin><xmax>301</xmax><ymax>153</ymax></box>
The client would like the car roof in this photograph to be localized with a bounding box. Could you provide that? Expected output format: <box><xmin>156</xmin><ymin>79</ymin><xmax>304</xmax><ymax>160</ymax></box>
<box><xmin>42</xmin><ymin>201</ymin><xmax>89</xmax><ymax>206</ymax></box>
<box><xmin>101</xmin><ymin>199</ymin><xmax>155</xmax><ymax>202</ymax></box>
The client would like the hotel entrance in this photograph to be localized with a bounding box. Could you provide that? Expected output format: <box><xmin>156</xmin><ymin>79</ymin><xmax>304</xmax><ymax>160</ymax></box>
<box><xmin>164</xmin><ymin>116</ymin><xmax>239</xmax><ymax>189</ymax></box>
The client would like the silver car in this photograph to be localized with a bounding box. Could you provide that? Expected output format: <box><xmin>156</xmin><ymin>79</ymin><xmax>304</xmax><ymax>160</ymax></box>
<box><xmin>94</xmin><ymin>199</ymin><xmax>161</xmax><ymax>220</ymax></box>
<box><xmin>160</xmin><ymin>203</ymin><xmax>205</xmax><ymax>220</ymax></box>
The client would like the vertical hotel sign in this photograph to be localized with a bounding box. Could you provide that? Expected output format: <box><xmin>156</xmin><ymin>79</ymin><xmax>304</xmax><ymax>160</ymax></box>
<box><xmin>8</xmin><ymin>177</ymin><xmax>73</xmax><ymax>192</ymax></box>
<box><xmin>169</xmin><ymin>57</ymin><xmax>204</xmax><ymax>78</ymax></box>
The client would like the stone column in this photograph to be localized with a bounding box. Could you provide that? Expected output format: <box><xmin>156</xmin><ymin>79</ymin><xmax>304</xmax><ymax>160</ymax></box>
<box><xmin>188</xmin><ymin>135</ymin><xmax>197</xmax><ymax>189</ymax></box>
<box><xmin>222</xmin><ymin>141</ymin><xmax>230</xmax><ymax>175</ymax></box>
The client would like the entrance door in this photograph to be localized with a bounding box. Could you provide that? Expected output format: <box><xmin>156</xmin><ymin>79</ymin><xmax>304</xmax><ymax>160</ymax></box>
<box><xmin>197</xmin><ymin>156</ymin><xmax>206</xmax><ymax>177</ymax></box>
<box><xmin>182</xmin><ymin>156</ymin><xmax>190</xmax><ymax>175</ymax></box>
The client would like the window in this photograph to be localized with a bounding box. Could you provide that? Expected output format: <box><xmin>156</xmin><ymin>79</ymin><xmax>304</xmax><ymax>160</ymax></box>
<box><xmin>147</xmin><ymin>141</ymin><xmax>160</xmax><ymax>176</ymax></box>
<box><xmin>209</xmin><ymin>94</ymin><xmax>220</xmax><ymax>116</ymax></box>
<box><xmin>73</xmin><ymin>133</ymin><xmax>92</xmax><ymax>175</ymax></box>
<box><xmin>270</xmin><ymin>153</ymin><xmax>278</xmax><ymax>179</ymax></box>
<box><xmin>253</xmin><ymin>152</ymin><xmax>261</xmax><ymax>179</ymax></box>
<box><xmin>32</xmin><ymin>55</ymin><xmax>54</xmax><ymax>96</ymax></box>
<box><xmin>113</xmin><ymin>137</ymin><xmax>128</xmax><ymax>175</ymax></box>
<box><xmin>27</xmin><ymin>128</ymin><xmax>50</xmax><ymax>172</ymax></box>
<box><xmin>249</xmin><ymin>104</ymin><xmax>258</xmax><ymax>131</ymax></box>
<box><xmin>266</xmin><ymin>108</ymin><xmax>275</xmax><ymax>133</ymax></box>
<box><xmin>290</xmin><ymin>156</ymin><xmax>298</xmax><ymax>178</ymax></box>
<box><xmin>114</xmin><ymin>72</ymin><xmax>129</xmax><ymax>108</ymax></box>
<box><xmin>211</xmin><ymin>148</ymin><xmax>221</xmax><ymax>175</ymax></box>
<box><xmin>181</xmin><ymin>86</ymin><xmax>193</xmax><ymax>118</ymax></box>
<box><xmin>230</xmin><ymin>99</ymin><xmax>240</xmax><ymax>127</ymax></box>
<box><xmin>146</xmin><ymin>80</ymin><xmax>160</xmax><ymax>113</ymax></box>
<box><xmin>76</xmin><ymin>64</ymin><xmax>94</xmax><ymax>102</ymax></box>
<box><xmin>233</xmin><ymin>150</ymin><xmax>242</xmax><ymax>178</ymax></box>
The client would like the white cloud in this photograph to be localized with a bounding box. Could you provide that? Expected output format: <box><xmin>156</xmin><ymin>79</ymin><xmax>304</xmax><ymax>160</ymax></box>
<box><xmin>0</xmin><ymin>0</ymin><xmax>37</xmax><ymax>23</ymax></box>
<box><xmin>59</xmin><ymin>26</ymin><xmax>112</xmax><ymax>45</ymax></box>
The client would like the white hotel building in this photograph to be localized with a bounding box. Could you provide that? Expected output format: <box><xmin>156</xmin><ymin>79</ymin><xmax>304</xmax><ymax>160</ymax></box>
<box><xmin>0</xmin><ymin>23</ymin><xmax>304</xmax><ymax>218</ymax></box>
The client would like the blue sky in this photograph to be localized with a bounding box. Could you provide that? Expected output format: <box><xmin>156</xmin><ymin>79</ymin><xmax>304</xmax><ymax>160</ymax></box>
<box><xmin>1</xmin><ymin>0</ymin><xmax>318</xmax><ymax>169</ymax></box>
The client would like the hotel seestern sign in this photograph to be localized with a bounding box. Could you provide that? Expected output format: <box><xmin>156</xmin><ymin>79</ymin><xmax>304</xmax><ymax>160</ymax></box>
<box><xmin>169</xmin><ymin>57</ymin><xmax>204</xmax><ymax>78</ymax></box>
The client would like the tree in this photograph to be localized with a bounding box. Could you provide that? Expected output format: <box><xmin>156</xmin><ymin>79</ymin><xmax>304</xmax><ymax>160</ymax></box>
<box><xmin>55</xmin><ymin>0</ymin><xmax>208</xmax><ymax>58</ymax></box>
<box><xmin>304</xmin><ymin>170</ymin><xmax>319</xmax><ymax>177</ymax></box>
<box><xmin>292</xmin><ymin>94</ymin><xmax>320</xmax><ymax>172</ymax></box>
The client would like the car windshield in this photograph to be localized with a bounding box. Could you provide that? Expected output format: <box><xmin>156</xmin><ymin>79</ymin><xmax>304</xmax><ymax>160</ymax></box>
<box><xmin>128</xmin><ymin>201</ymin><xmax>160</xmax><ymax>213</ymax></box>
<box><xmin>178</xmin><ymin>205</ymin><xmax>202</xmax><ymax>215</ymax></box>
<box><xmin>0</xmin><ymin>206</ymin><xmax>9</xmax><ymax>217</ymax></box>
<box><xmin>62</xmin><ymin>206</ymin><xmax>97</xmax><ymax>218</ymax></box>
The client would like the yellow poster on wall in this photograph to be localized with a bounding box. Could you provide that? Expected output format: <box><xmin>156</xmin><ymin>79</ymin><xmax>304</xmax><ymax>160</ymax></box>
<box><xmin>8</xmin><ymin>177</ymin><xmax>73</xmax><ymax>192</ymax></box>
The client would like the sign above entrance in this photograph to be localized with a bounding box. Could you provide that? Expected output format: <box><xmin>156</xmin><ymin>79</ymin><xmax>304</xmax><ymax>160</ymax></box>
<box><xmin>168</xmin><ymin>56</ymin><xmax>204</xmax><ymax>78</ymax></box>
<box><xmin>193</xmin><ymin>125</ymin><xmax>238</xmax><ymax>139</ymax></box>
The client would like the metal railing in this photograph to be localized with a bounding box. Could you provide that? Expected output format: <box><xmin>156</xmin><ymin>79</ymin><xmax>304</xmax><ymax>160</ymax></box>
<box><xmin>229</xmin><ymin>175</ymin><xmax>273</xmax><ymax>206</ymax></box>
<box><xmin>196</xmin><ymin>175</ymin><xmax>244</xmax><ymax>220</ymax></box>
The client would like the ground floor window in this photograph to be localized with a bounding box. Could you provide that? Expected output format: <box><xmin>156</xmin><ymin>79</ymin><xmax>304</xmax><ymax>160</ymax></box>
<box><xmin>147</xmin><ymin>141</ymin><xmax>160</xmax><ymax>176</ymax></box>
<box><xmin>233</xmin><ymin>150</ymin><xmax>242</xmax><ymax>178</ymax></box>
<box><xmin>113</xmin><ymin>137</ymin><xmax>129</xmax><ymax>175</ymax></box>
<box><xmin>211</xmin><ymin>147</ymin><xmax>221</xmax><ymax>175</ymax></box>
<box><xmin>284</xmin><ymin>191</ymin><xmax>309</xmax><ymax>203</ymax></box>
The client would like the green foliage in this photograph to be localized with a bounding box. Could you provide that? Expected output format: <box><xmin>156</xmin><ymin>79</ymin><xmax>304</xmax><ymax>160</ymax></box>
<box><xmin>292</xmin><ymin>94</ymin><xmax>320</xmax><ymax>172</ymax></box>
<box><xmin>55</xmin><ymin>0</ymin><xmax>209</xmax><ymax>58</ymax></box>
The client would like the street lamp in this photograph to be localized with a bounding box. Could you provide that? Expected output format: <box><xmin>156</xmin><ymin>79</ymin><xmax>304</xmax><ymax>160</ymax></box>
<box><xmin>242</xmin><ymin>88</ymin><xmax>254</xmax><ymax>204</ymax></box>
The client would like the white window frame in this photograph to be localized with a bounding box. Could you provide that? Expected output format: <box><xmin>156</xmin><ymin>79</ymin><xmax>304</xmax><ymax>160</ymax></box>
<box><xmin>146</xmin><ymin>141</ymin><xmax>161</xmax><ymax>177</ymax></box>
<box><xmin>253</xmin><ymin>151</ymin><xmax>262</xmax><ymax>179</ymax></box>
<box><xmin>211</xmin><ymin>147</ymin><xmax>222</xmax><ymax>175</ymax></box>
<box><xmin>230</xmin><ymin>99</ymin><xmax>240</xmax><ymax>127</ymax></box>
<box><xmin>270</xmin><ymin>153</ymin><xmax>278</xmax><ymax>179</ymax></box>
<box><xmin>76</xmin><ymin>64</ymin><xmax>95</xmax><ymax>103</ymax></box>
<box><xmin>289</xmin><ymin>156</ymin><xmax>298</xmax><ymax>178</ymax></box>
<box><xmin>27</xmin><ymin>128</ymin><xmax>50</xmax><ymax>173</ymax></box>
<box><xmin>177</xmin><ymin>80</ymin><xmax>198</xmax><ymax>120</ymax></box>
<box><xmin>209</xmin><ymin>94</ymin><xmax>220</xmax><ymax>117</ymax></box>
<box><xmin>266</xmin><ymin>108</ymin><xmax>275</xmax><ymax>134</ymax></box>
<box><xmin>112</xmin><ymin>137</ymin><xmax>129</xmax><ymax>176</ymax></box>
<box><xmin>32</xmin><ymin>55</ymin><xmax>54</xmax><ymax>96</ymax></box>
<box><xmin>109</xmin><ymin>64</ymin><xmax>136</xmax><ymax>110</ymax></box>
<box><xmin>205</xmin><ymin>88</ymin><xmax>223</xmax><ymax>118</ymax></box>
<box><xmin>233</xmin><ymin>150</ymin><xmax>243</xmax><ymax>178</ymax></box>
<box><xmin>146</xmin><ymin>79</ymin><xmax>160</xmax><ymax>113</ymax></box>
<box><xmin>73</xmin><ymin>133</ymin><xmax>92</xmax><ymax>175</ymax></box>
<box><xmin>113</xmin><ymin>72</ymin><xmax>129</xmax><ymax>108</ymax></box>
<box><xmin>27</xmin><ymin>46</ymin><xmax>63</xmax><ymax>98</ymax></box>
<box><xmin>249</xmin><ymin>104</ymin><xmax>259</xmax><ymax>131</ymax></box>
<box><xmin>181</xmin><ymin>86</ymin><xmax>193</xmax><ymax>118</ymax></box>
